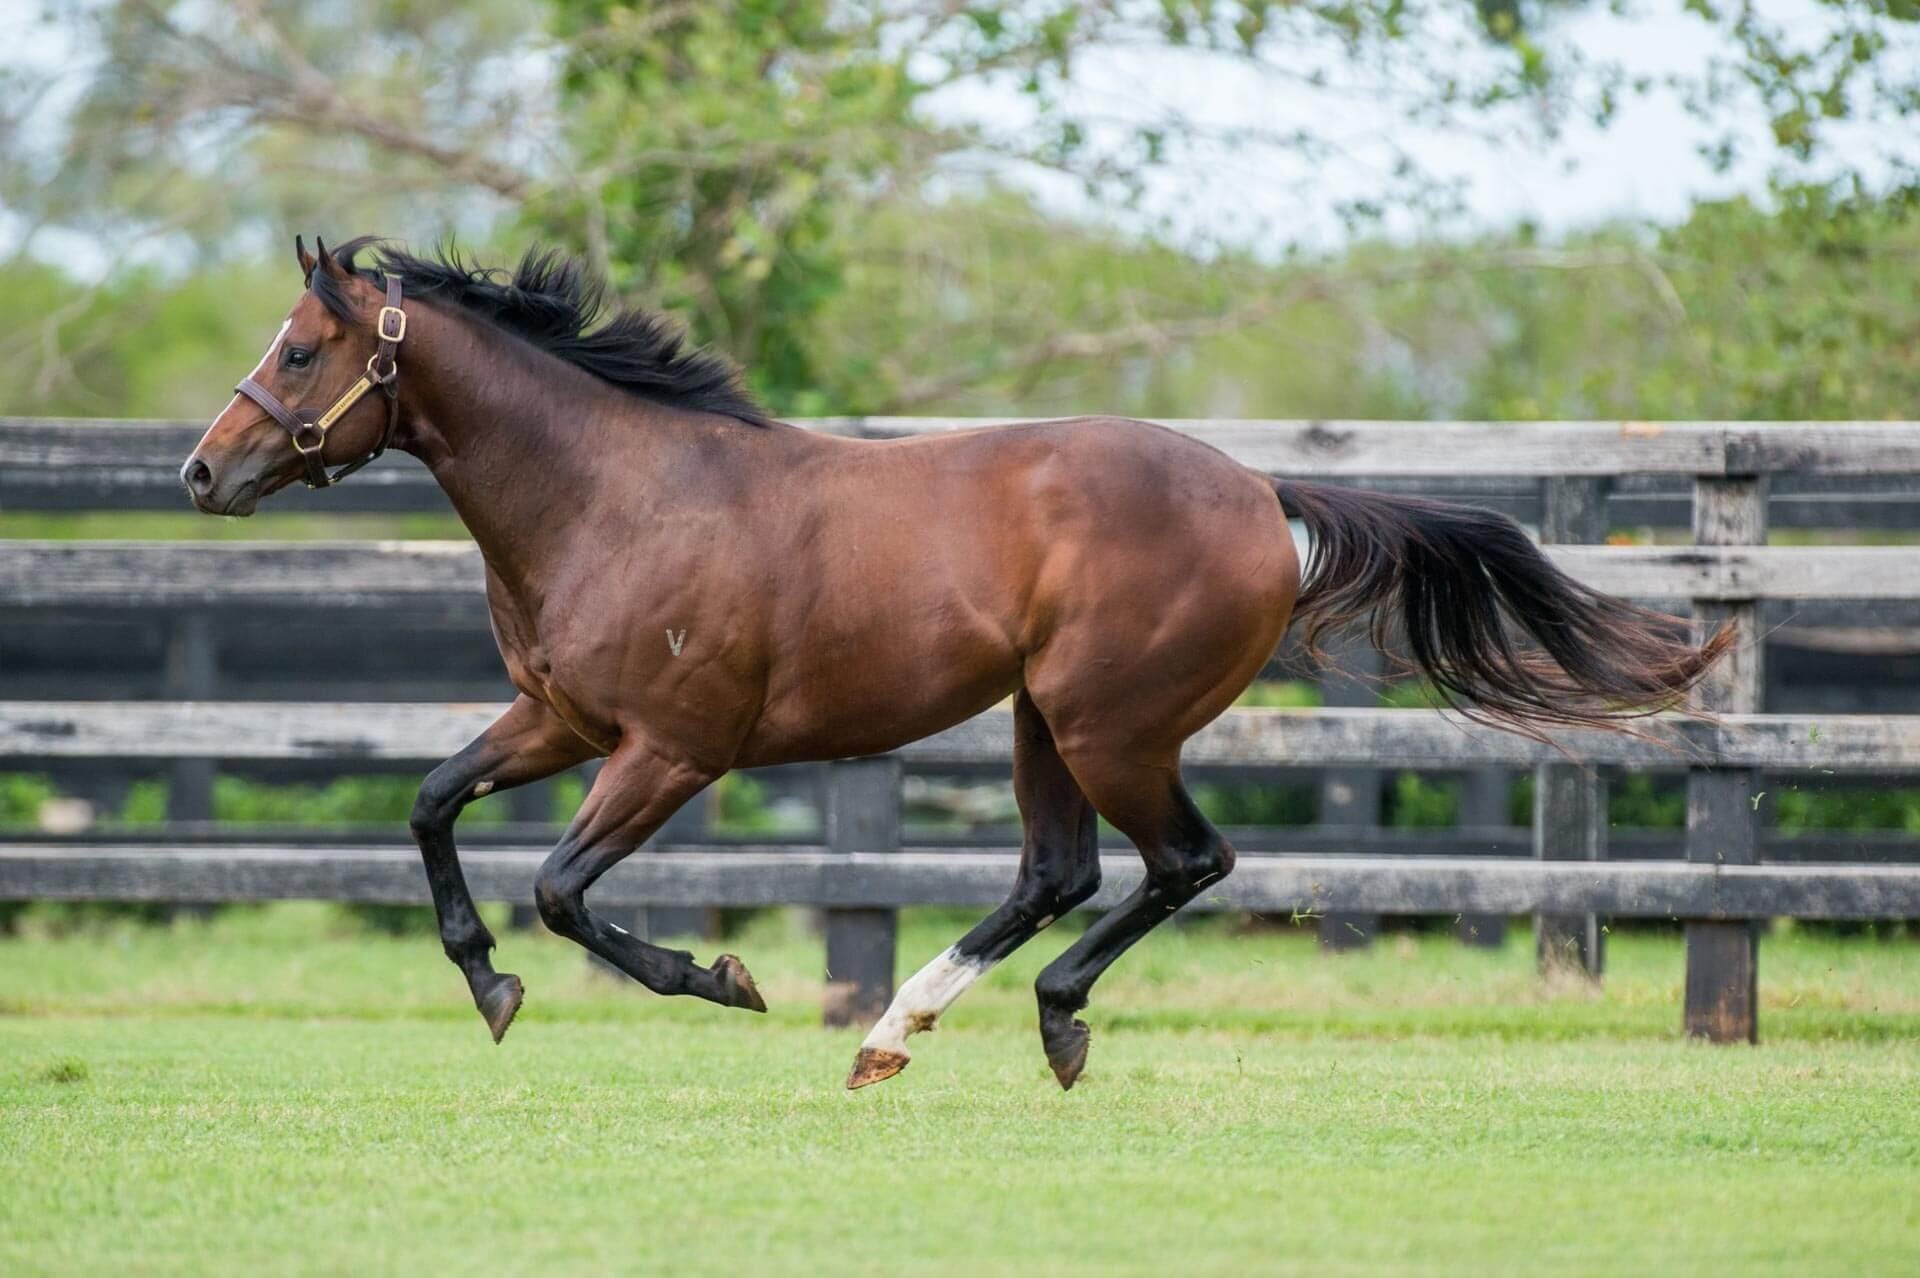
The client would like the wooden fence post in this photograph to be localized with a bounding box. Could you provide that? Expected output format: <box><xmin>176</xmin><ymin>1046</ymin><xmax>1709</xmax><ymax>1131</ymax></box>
<box><xmin>163</xmin><ymin>613</ymin><xmax>216</xmax><ymax>824</ymax></box>
<box><xmin>1455</xmin><ymin>767</ymin><xmax>1509</xmax><ymax>947</ymax></box>
<box><xmin>163</xmin><ymin>613</ymin><xmax>218</xmax><ymax>918</ymax></box>
<box><xmin>1685</xmin><ymin>475</ymin><xmax>1766</xmax><ymax>1042</ymax></box>
<box><xmin>822</xmin><ymin>756</ymin><xmax>901</xmax><ymax>1027</ymax></box>
<box><xmin>1535</xmin><ymin>476</ymin><xmax>1609</xmax><ymax>977</ymax></box>
<box><xmin>1319</xmin><ymin>635</ymin><xmax>1382</xmax><ymax>951</ymax></box>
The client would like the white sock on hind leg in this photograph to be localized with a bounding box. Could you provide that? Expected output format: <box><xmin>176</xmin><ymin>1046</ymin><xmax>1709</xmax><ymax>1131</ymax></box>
<box><xmin>859</xmin><ymin>947</ymin><xmax>992</xmax><ymax>1056</ymax></box>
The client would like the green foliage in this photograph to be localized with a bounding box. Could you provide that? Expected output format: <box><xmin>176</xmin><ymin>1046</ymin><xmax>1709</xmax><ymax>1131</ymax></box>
<box><xmin>0</xmin><ymin>258</ymin><xmax>303</xmax><ymax>418</ymax></box>
<box><xmin>1775</xmin><ymin>784</ymin><xmax>1920</xmax><ymax>834</ymax></box>
<box><xmin>1233</xmin><ymin>680</ymin><xmax>1324</xmax><ymax>708</ymax></box>
<box><xmin>1609</xmin><ymin>773</ymin><xmax>1686</xmax><ymax>828</ymax></box>
<box><xmin>1510</xmin><ymin>772</ymin><xmax>1536</xmax><ymax>827</ymax></box>
<box><xmin>111</xmin><ymin>780</ymin><xmax>169</xmax><ymax>826</ymax></box>
<box><xmin>211</xmin><ymin>776</ymin><xmax>415</xmax><ymax>826</ymax></box>
<box><xmin>1431</xmin><ymin>183</ymin><xmax>1920</xmax><ymax>421</ymax></box>
<box><xmin>0</xmin><ymin>775</ymin><xmax>57</xmax><ymax>827</ymax></box>
<box><xmin>537</xmin><ymin>1</ymin><xmax>920</xmax><ymax>412</ymax></box>
<box><xmin>1385</xmin><ymin>771</ymin><xmax>1460</xmax><ymax>828</ymax></box>
<box><xmin>11</xmin><ymin>178</ymin><xmax>1920</xmax><ymax>432</ymax></box>
<box><xmin>522</xmin><ymin>1</ymin><xmax>1615</xmax><ymax>415</ymax></box>
<box><xmin>805</xmin><ymin>188</ymin><xmax>1449</xmax><ymax>418</ymax></box>
<box><xmin>710</xmin><ymin>773</ymin><xmax>780</xmax><ymax>834</ymax></box>
<box><xmin>1192</xmin><ymin>780</ymin><xmax>1317</xmax><ymax>826</ymax></box>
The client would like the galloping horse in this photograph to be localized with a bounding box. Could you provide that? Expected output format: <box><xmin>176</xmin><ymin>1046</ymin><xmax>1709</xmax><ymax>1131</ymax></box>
<box><xmin>184</xmin><ymin>239</ymin><xmax>1730</xmax><ymax>1090</ymax></box>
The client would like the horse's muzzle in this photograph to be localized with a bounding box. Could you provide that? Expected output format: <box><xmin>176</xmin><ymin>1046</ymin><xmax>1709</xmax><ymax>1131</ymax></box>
<box><xmin>181</xmin><ymin>454</ymin><xmax>260</xmax><ymax>516</ymax></box>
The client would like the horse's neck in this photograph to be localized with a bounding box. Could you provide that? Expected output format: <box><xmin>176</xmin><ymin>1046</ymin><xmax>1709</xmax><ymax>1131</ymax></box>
<box><xmin>398</xmin><ymin>308</ymin><xmax>635</xmax><ymax>593</ymax></box>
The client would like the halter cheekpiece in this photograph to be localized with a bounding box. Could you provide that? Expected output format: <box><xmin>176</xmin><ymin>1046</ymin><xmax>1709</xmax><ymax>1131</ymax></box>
<box><xmin>235</xmin><ymin>274</ymin><xmax>406</xmax><ymax>489</ymax></box>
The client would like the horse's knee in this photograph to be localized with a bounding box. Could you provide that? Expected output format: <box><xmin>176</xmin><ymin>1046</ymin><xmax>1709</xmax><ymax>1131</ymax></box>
<box><xmin>1052</xmin><ymin>859</ymin><xmax>1104</xmax><ymax>913</ymax></box>
<box><xmin>1013</xmin><ymin>858</ymin><xmax>1102</xmax><ymax>922</ymax></box>
<box><xmin>533</xmin><ymin>868</ymin><xmax>583</xmax><ymax>936</ymax></box>
<box><xmin>409</xmin><ymin>773</ymin><xmax>463</xmax><ymax>841</ymax></box>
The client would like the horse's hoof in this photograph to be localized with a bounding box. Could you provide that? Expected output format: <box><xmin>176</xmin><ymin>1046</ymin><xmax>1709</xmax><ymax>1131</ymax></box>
<box><xmin>846</xmin><ymin>1047</ymin><xmax>909</xmax><ymax>1090</ymax></box>
<box><xmin>1042</xmin><ymin>1014</ymin><xmax>1091</xmax><ymax>1090</ymax></box>
<box><xmin>714</xmin><ymin>954</ymin><xmax>767</xmax><ymax>1013</ymax></box>
<box><xmin>476</xmin><ymin>973</ymin><xmax>524</xmax><ymax>1044</ymax></box>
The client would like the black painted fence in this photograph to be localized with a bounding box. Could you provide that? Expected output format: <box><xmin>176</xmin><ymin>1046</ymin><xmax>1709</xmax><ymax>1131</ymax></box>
<box><xmin>8</xmin><ymin>416</ymin><xmax>1920</xmax><ymax>1040</ymax></box>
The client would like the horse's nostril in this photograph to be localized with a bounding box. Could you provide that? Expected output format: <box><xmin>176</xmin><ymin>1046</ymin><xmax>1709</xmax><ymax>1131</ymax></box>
<box><xmin>183</xmin><ymin>458</ymin><xmax>214</xmax><ymax>497</ymax></box>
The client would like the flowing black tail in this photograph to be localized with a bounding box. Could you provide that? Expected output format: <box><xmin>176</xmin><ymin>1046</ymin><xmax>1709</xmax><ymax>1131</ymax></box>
<box><xmin>1271</xmin><ymin>478</ymin><xmax>1733</xmax><ymax>735</ymax></box>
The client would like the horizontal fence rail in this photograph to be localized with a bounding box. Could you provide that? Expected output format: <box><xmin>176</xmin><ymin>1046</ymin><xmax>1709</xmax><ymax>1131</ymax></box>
<box><xmin>8</xmin><ymin>540</ymin><xmax>1920</xmax><ymax>606</ymax></box>
<box><xmin>19</xmin><ymin>822</ymin><xmax>1920</xmax><ymax>863</ymax></box>
<box><xmin>8</xmin><ymin>416</ymin><xmax>1920</xmax><ymax>1044</ymax></box>
<box><xmin>6</xmin><ymin>847</ymin><xmax>1920</xmax><ymax>920</ymax></box>
<box><xmin>12</xmin><ymin>415</ymin><xmax>1920</xmax><ymax>478</ymax></box>
<box><xmin>6</xmin><ymin>701</ymin><xmax>1920</xmax><ymax>771</ymax></box>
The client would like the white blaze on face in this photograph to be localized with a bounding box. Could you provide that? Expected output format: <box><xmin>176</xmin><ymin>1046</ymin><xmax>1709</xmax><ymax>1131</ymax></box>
<box><xmin>857</xmin><ymin>946</ymin><xmax>992</xmax><ymax>1058</ymax></box>
<box><xmin>214</xmin><ymin>317</ymin><xmax>294</xmax><ymax>423</ymax></box>
<box><xmin>252</xmin><ymin>317</ymin><xmax>293</xmax><ymax>379</ymax></box>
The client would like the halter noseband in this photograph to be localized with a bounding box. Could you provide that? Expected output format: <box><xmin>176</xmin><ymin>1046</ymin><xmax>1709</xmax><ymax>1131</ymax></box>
<box><xmin>235</xmin><ymin>274</ymin><xmax>406</xmax><ymax>489</ymax></box>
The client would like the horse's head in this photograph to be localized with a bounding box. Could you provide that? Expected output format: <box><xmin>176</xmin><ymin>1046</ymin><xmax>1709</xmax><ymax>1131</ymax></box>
<box><xmin>182</xmin><ymin>236</ymin><xmax>406</xmax><ymax>514</ymax></box>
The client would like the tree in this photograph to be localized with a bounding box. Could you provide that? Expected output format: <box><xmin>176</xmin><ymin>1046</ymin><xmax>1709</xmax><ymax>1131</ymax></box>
<box><xmin>5</xmin><ymin>0</ymin><xmax>1918</xmax><ymax>413</ymax></box>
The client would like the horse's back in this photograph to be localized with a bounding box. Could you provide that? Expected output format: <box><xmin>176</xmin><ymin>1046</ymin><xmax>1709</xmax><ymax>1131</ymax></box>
<box><xmin>736</xmin><ymin>415</ymin><xmax>1296</xmax><ymax>762</ymax></box>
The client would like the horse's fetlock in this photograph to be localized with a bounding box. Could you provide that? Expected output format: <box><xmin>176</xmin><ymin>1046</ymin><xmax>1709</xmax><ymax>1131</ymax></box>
<box><xmin>441</xmin><ymin>928</ymin><xmax>494</xmax><ymax>968</ymax></box>
<box><xmin>1034</xmin><ymin>968</ymin><xmax>1086</xmax><ymax>1014</ymax></box>
<box><xmin>1197</xmin><ymin>837</ymin><xmax>1236</xmax><ymax>884</ymax></box>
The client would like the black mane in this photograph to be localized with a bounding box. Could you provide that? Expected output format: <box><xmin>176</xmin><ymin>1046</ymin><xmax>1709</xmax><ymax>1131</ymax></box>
<box><xmin>311</xmin><ymin>238</ymin><xmax>770</xmax><ymax>426</ymax></box>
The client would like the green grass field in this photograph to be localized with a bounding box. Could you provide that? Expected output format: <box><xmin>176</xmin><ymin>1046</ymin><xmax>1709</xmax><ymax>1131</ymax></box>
<box><xmin>3</xmin><ymin>906</ymin><xmax>1917</xmax><ymax>1275</ymax></box>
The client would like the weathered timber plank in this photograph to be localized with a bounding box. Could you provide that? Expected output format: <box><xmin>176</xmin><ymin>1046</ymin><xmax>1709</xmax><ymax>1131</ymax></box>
<box><xmin>13</xmin><ymin>417</ymin><xmax>1920</xmax><ymax>483</ymax></box>
<box><xmin>1542</xmin><ymin>545</ymin><xmax>1920</xmax><ymax>600</ymax></box>
<box><xmin>5</xmin><ymin>847</ymin><xmax>1920</xmax><ymax>917</ymax></box>
<box><xmin>12</xmin><ymin>822</ymin><xmax>1920</xmax><ymax>863</ymax></box>
<box><xmin>1685</xmin><ymin>475</ymin><xmax>1767</xmax><ymax>1044</ymax></box>
<box><xmin>1454</xmin><ymin>768</ymin><xmax>1511</xmax><ymax>947</ymax></box>
<box><xmin>0</xmin><ymin>541</ymin><xmax>484</xmax><ymax>608</ymax></box>
<box><xmin>8</xmin><ymin>541</ymin><xmax>1915</xmax><ymax>607</ymax></box>
<box><xmin>823</xmin><ymin>757</ymin><xmax>902</xmax><ymax>1026</ymax></box>
<box><xmin>1317</xmin><ymin>634</ymin><xmax>1383</xmax><ymax>951</ymax></box>
<box><xmin>812</xmin><ymin>419</ymin><xmax>1920</xmax><ymax>476</ymax></box>
<box><xmin>0</xmin><ymin>701</ymin><xmax>506</xmax><ymax>761</ymax></box>
<box><xmin>1536</xmin><ymin>476</ymin><xmax>1609</xmax><ymax>978</ymax></box>
<box><xmin>7</xmin><ymin>702</ymin><xmax>1920</xmax><ymax>770</ymax></box>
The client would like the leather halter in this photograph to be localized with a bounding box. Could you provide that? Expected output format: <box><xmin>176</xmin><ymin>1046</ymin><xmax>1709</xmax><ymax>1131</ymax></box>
<box><xmin>235</xmin><ymin>274</ymin><xmax>406</xmax><ymax>489</ymax></box>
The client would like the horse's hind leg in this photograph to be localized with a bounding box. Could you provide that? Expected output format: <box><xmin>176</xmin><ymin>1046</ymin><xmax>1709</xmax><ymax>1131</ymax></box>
<box><xmin>1031</xmin><ymin>749</ymin><xmax>1234</xmax><ymax>1090</ymax></box>
<box><xmin>532</xmin><ymin>736</ymin><xmax>767</xmax><ymax>1012</ymax></box>
<box><xmin>847</xmin><ymin>692</ymin><xmax>1101</xmax><ymax>1089</ymax></box>
<box><xmin>412</xmin><ymin>694</ymin><xmax>596</xmax><ymax>1043</ymax></box>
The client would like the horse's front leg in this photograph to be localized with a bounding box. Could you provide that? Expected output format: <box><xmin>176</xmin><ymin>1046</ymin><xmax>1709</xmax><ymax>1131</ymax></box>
<box><xmin>532</xmin><ymin>735</ymin><xmax>766</xmax><ymax>1012</ymax></box>
<box><xmin>411</xmin><ymin>694</ymin><xmax>597</xmax><ymax>1042</ymax></box>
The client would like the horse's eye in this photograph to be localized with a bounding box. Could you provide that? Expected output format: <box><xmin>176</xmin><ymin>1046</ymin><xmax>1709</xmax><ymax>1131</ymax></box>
<box><xmin>285</xmin><ymin>347</ymin><xmax>313</xmax><ymax>369</ymax></box>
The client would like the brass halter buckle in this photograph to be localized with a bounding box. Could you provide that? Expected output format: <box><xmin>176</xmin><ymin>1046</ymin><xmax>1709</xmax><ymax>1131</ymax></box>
<box><xmin>289</xmin><ymin>420</ymin><xmax>328</xmax><ymax>456</ymax></box>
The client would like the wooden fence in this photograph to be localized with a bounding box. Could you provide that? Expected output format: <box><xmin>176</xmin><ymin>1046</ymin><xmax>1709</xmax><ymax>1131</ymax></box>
<box><xmin>7</xmin><ymin>416</ymin><xmax>1920</xmax><ymax>1041</ymax></box>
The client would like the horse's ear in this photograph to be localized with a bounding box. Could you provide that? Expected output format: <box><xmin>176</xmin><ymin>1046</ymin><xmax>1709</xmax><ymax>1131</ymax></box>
<box><xmin>295</xmin><ymin>235</ymin><xmax>317</xmax><ymax>285</ymax></box>
<box><xmin>312</xmin><ymin>236</ymin><xmax>349</xmax><ymax>281</ymax></box>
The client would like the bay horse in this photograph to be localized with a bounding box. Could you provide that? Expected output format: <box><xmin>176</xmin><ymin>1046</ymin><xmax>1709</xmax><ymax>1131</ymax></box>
<box><xmin>183</xmin><ymin>238</ymin><xmax>1730</xmax><ymax>1090</ymax></box>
